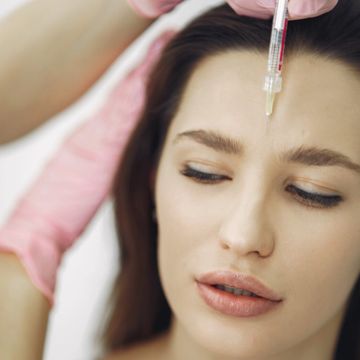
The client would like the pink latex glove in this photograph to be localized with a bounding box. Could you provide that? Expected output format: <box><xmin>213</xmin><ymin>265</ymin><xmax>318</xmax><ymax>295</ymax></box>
<box><xmin>128</xmin><ymin>0</ymin><xmax>338</xmax><ymax>20</ymax></box>
<box><xmin>227</xmin><ymin>0</ymin><xmax>339</xmax><ymax>20</ymax></box>
<box><xmin>0</xmin><ymin>30</ymin><xmax>176</xmax><ymax>306</ymax></box>
<box><xmin>127</xmin><ymin>0</ymin><xmax>183</xmax><ymax>18</ymax></box>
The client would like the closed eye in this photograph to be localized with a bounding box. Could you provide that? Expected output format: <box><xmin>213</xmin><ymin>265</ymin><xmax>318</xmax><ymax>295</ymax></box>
<box><xmin>179</xmin><ymin>165</ymin><xmax>343</xmax><ymax>209</ymax></box>
<box><xmin>180</xmin><ymin>165</ymin><xmax>231</xmax><ymax>184</ymax></box>
<box><xmin>285</xmin><ymin>184</ymin><xmax>343</xmax><ymax>209</ymax></box>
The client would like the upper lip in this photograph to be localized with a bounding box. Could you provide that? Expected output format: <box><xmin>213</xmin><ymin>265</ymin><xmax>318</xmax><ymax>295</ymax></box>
<box><xmin>196</xmin><ymin>270</ymin><xmax>283</xmax><ymax>302</ymax></box>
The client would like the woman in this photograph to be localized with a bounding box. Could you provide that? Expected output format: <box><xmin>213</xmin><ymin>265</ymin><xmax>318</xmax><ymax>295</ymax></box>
<box><xmin>1</xmin><ymin>1</ymin><xmax>353</xmax><ymax>359</ymax></box>
<box><xmin>101</xmin><ymin>1</ymin><xmax>360</xmax><ymax>359</ymax></box>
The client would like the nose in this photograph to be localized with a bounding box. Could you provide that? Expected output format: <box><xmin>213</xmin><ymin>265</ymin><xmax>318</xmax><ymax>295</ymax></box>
<box><xmin>218</xmin><ymin>185</ymin><xmax>275</xmax><ymax>259</ymax></box>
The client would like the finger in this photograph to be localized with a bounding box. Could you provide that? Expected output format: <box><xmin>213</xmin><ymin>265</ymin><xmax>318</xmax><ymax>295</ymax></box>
<box><xmin>288</xmin><ymin>0</ymin><xmax>338</xmax><ymax>20</ymax></box>
<box><xmin>227</xmin><ymin>0</ymin><xmax>275</xmax><ymax>19</ymax></box>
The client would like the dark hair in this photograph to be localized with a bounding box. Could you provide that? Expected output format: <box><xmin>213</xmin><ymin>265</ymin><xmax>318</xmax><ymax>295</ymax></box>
<box><xmin>100</xmin><ymin>1</ymin><xmax>360</xmax><ymax>358</ymax></box>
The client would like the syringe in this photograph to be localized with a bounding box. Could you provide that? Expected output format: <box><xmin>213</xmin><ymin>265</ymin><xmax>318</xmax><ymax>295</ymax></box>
<box><xmin>263</xmin><ymin>0</ymin><xmax>289</xmax><ymax>117</ymax></box>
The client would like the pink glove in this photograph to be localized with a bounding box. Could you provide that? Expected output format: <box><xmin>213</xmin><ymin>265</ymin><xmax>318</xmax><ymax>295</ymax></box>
<box><xmin>128</xmin><ymin>0</ymin><xmax>338</xmax><ymax>20</ymax></box>
<box><xmin>227</xmin><ymin>0</ymin><xmax>339</xmax><ymax>20</ymax></box>
<box><xmin>127</xmin><ymin>0</ymin><xmax>183</xmax><ymax>18</ymax></box>
<box><xmin>0</xmin><ymin>30</ymin><xmax>176</xmax><ymax>306</ymax></box>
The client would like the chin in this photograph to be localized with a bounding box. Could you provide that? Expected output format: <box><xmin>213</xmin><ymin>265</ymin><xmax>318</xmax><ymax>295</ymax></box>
<box><xmin>182</xmin><ymin>312</ymin><xmax>283</xmax><ymax>359</ymax></box>
<box><xmin>194</xmin><ymin>332</ymin><xmax>275</xmax><ymax>359</ymax></box>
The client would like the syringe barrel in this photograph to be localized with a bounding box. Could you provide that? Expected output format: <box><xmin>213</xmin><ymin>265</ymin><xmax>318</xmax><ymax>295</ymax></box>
<box><xmin>267</xmin><ymin>28</ymin><xmax>284</xmax><ymax>73</ymax></box>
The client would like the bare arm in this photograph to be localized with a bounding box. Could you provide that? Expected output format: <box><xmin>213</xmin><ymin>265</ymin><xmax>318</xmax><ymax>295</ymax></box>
<box><xmin>0</xmin><ymin>0</ymin><xmax>152</xmax><ymax>144</ymax></box>
<box><xmin>0</xmin><ymin>253</ymin><xmax>49</xmax><ymax>360</ymax></box>
<box><xmin>0</xmin><ymin>4</ymin><xmax>152</xmax><ymax>357</ymax></box>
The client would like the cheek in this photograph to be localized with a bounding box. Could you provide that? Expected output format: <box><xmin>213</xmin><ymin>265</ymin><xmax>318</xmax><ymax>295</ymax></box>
<box><xmin>156</xmin><ymin>168</ymin><xmax>207</xmax><ymax>268</ymax></box>
<box><xmin>155</xmin><ymin>159</ymin><xmax>219</xmax><ymax>301</ymax></box>
<box><xmin>155</xmin><ymin>165</ymin><xmax>201</xmax><ymax>318</ymax></box>
<box><xmin>277</xmin><ymin>205</ymin><xmax>360</xmax><ymax>331</ymax></box>
<box><xmin>155</xmin><ymin>159</ymin><xmax>220</xmax><ymax>253</ymax></box>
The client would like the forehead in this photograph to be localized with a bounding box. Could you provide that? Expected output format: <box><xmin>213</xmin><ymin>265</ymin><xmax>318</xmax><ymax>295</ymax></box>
<box><xmin>167</xmin><ymin>51</ymin><xmax>360</xmax><ymax>160</ymax></box>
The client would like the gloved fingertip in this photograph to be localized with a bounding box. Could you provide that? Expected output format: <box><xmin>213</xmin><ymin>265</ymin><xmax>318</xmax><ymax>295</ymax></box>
<box><xmin>287</xmin><ymin>1</ymin><xmax>308</xmax><ymax>19</ymax></box>
<box><xmin>127</xmin><ymin>0</ymin><xmax>158</xmax><ymax>18</ymax></box>
<box><xmin>227</xmin><ymin>0</ymin><xmax>274</xmax><ymax>19</ymax></box>
<box><xmin>256</xmin><ymin>0</ymin><xmax>276</xmax><ymax>9</ymax></box>
<box><xmin>288</xmin><ymin>0</ymin><xmax>338</xmax><ymax>20</ymax></box>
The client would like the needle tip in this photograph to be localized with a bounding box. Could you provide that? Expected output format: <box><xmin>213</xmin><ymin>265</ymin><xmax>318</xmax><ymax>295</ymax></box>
<box><xmin>266</xmin><ymin>92</ymin><xmax>275</xmax><ymax>117</ymax></box>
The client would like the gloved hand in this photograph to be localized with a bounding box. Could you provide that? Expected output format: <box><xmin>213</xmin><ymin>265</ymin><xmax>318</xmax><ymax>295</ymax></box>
<box><xmin>227</xmin><ymin>0</ymin><xmax>339</xmax><ymax>20</ymax></box>
<box><xmin>0</xmin><ymin>30</ymin><xmax>176</xmax><ymax>306</ymax></box>
<box><xmin>127</xmin><ymin>0</ymin><xmax>183</xmax><ymax>18</ymax></box>
<box><xmin>128</xmin><ymin>0</ymin><xmax>338</xmax><ymax>20</ymax></box>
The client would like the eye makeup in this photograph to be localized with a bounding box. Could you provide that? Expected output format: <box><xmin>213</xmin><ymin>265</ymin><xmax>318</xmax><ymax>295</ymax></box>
<box><xmin>285</xmin><ymin>184</ymin><xmax>343</xmax><ymax>209</ymax></box>
<box><xmin>180</xmin><ymin>164</ymin><xmax>231</xmax><ymax>184</ymax></box>
<box><xmin>179</xmin><ymin>164</ymin><xmax>344</xmax><ymax>209</ymax></box>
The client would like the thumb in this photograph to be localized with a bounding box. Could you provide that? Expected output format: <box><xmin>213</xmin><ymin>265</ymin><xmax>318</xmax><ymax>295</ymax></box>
<box><xmin>226</xmin><ymin>0</ymin><xmax>276</xmax><ymax>19</ymax></box>
<box><xmin>288</xmin><ymin>0</ymin><xmax>338</xmax><ymax>20</ymax></box>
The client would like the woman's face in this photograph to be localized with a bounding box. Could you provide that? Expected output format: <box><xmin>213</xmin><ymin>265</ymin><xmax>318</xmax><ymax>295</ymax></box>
<box><xmin>154</xmin><ymin>51</ymin><xmax>360</xmax><ymax>359</ymax></box>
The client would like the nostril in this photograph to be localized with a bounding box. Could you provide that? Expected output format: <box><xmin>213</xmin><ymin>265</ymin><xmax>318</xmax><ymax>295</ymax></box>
<box><xmin>219</xmin><ymin>239</ymin><xmax>230</xmax><ymax>250</ymax></box>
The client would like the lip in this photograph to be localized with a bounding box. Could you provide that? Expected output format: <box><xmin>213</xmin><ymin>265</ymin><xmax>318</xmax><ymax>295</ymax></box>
<box><xmin>196</xmin><ymin>270</ymin><xmax>283</xmax><ymax>302</ymax></box>
<box><xmin>195</xmin><ymin>270</ymin><xmax>284</xmax><ymax>318</ymax></box>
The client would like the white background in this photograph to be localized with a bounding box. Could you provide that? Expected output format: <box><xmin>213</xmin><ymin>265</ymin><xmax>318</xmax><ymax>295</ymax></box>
<box><xmin>0</xmin><ymin>1</ymin><xmax>223</xmax><ymax>359</ymax></box>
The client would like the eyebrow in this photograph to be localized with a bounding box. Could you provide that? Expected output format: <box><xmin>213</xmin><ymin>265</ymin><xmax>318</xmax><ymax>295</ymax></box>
<box><xmin>173</xmin><ymin>129</ymin><xmax>360</xmax><ymax>174</ymax></box>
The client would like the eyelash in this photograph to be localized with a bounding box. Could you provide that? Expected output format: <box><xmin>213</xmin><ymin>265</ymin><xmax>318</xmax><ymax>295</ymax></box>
<box><xmin>179</xmin><ymin>165</ymin><xmax>343</xmax><ymax>209</ymax></box>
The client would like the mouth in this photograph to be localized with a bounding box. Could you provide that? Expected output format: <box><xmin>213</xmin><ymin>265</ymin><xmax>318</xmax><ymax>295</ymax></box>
<box><xmin>195</xmin><ymin>281</ymin><xmax>283</xmax><ymax>318</ymax></box>
<box><xmin>196</xmin><ymin>270</ymin><xmax>283</xmax><ymax>302</ymax></box>
<box><xmin>211</xmin><ymin>284</ymin><xmax>263</xmax><ymax>298</ymax></box>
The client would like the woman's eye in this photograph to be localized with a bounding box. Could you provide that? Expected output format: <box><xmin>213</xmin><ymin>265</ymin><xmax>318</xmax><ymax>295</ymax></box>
<box><xmin>285</xmin><ymin>184</ymin><xmax>343</xmax><ymax>209</ymax></box>
<box><xmin>179</xmin><ymin>166</ymin><xmax>343</xmax><ymax>209</ymax></box>
<box><xmin>180</xmin><ymin>165</ymin><xmax>231</xmax><ymax>184</ymax></box>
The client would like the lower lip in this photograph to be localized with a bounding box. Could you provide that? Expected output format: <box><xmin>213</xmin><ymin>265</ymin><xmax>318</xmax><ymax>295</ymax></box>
<box><xmin>196</xmin><ymin>282</ymin><xmax>282</xmax><ymax>317</ymax></box>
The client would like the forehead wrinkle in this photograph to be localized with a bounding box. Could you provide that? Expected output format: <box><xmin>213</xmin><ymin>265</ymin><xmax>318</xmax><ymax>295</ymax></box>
<box><xmin>173</xmin><ymin>129</ymin><xmax>242</xmax><ymax>155</ymax></box>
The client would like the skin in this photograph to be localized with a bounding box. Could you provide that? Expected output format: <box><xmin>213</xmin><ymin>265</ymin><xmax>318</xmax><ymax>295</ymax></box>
<box><xmin>0</xmin><ymin>253</ymin><xmax>49</xmax><ymax>359</ymax></box>
<box><xmin>0</xmin><ymin>0</ymin><xmax>152</xmax><ymax>144</ymax></box>
<box><xmin>150</xmin><ymin>51</ymin><xmax>360</xmax><ymax>360</ymax></box>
